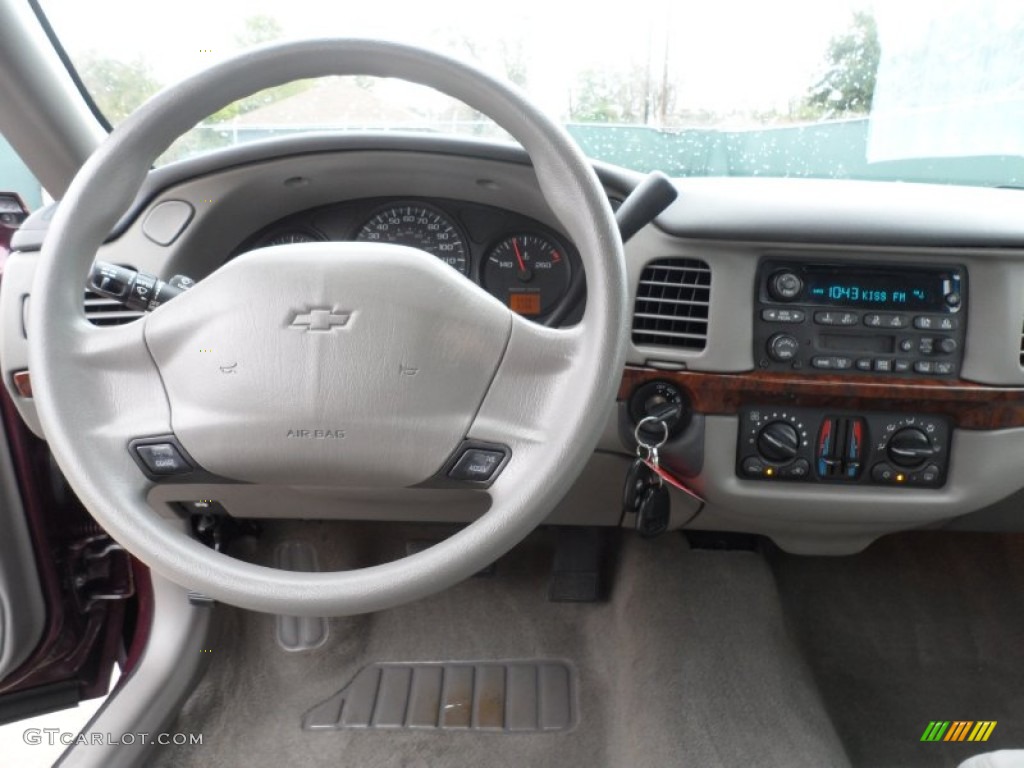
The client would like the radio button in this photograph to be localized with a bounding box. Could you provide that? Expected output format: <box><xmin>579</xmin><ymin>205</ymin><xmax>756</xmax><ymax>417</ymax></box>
<box><xmin>856</xmin><ymin>358</ymin><xmax>873</xmax><ymax>371</ymax></box>
<box><xmin>899</xmin><ymin>339</ymin><xmax>914</xmax><ymax>352</ymax></box>
<box><xmin>769</xmin><ymin>271</ymin><xmax>804</xmax><ymax>301</ymax></box>
<box><xmin>812</xmin><ymin>356</ymin><xmax>853</xmax><ymax>370</ymax></box>
<box><xmin>914</xmin><ymin>315</ymin><xmax>958</xmax><ymax>331</ymax></box>
<box><xmin>894</xmin><ymin>359</ymin><xmax>912</xmax><ymax>373</ymax></box>
<box><xmin>874</xmin><ymin>359</ymin><xmax>893</xmax><ymax>372</ymax></box>
<box><xmin>762</xmin><ymin>308</ymin><xmax>805</xmax><ymax>323</ymax></box>
<box><xmin>914</xmin><ymin>361</ymin><xmax>934</xmax><ymax>374</ymax></box>
<box><xmin>863</xmin><ymin>313</ymin><xmax>907</xmax><ymax>329</ymax></box>
<box><xmin>813</xmin><ymin>311</ymin><xmax>858</xmax><ymax>326</ymax></box>
<box><xmin>767</xmin><ymin>333</ymin><xmax>800</xmax><ymax>362</ymax></box>
<box><xmin>934</xmin><ymin>361</ymin><xmax>954</xmax><ymax>375</ymax></box>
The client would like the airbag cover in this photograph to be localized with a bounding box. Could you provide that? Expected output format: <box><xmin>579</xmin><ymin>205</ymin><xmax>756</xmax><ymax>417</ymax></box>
<box><xmin>145</xmin><ymin>243</ymin><xmax>512</xmax><ymax>486</ymax></box>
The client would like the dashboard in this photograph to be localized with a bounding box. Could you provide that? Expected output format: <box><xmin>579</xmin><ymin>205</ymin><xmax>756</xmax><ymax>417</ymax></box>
<box><xmin>5</xmin><ymin>134</ymin><xmax>1024</xmax><ymax>556</ymax></box>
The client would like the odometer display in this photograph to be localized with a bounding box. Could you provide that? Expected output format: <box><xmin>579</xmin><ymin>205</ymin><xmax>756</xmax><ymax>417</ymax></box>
<box><xmin>355</xmin><ymin>204</ymin><xmax>469</xmax><ymax>275</ymax></box>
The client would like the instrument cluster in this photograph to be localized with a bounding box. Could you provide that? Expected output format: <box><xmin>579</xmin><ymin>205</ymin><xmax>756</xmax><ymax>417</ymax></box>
<box><xmin>235</xmin><ymin>197</ymin><xmax>583</xmax><ymax>324</ymax></box>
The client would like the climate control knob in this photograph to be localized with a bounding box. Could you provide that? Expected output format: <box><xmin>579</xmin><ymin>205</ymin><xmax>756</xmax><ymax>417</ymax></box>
<box><xmin>757</xmin><ymin>421</ymin><xmax>800</xmax><ymax>463</ymax></box>
<box><xmin>887</xmin><ymin>427</ymin><xmax>936</xmax><ymax>469</ymax></box>
<box><xmin>767</xmin><ymin>333</ymin><xmax>800</xmax><ymax>362</ymax></box>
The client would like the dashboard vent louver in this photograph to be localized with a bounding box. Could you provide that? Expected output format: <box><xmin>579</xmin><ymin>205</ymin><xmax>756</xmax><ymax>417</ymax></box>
<box><xmin>83</xmin><ymin>290</ymin><xmax>144</xmax><ymax>326</ymax></box>
<box><xmin>632</xmin><ymin>258</ymin><xmax>711</xmax><ymax>350</ymax></box>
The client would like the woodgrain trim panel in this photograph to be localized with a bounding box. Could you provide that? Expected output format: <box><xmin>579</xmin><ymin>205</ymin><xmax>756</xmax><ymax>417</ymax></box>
<box><xmin>619</xmin><ymin>367</ymin><xmax>1024</xmax><ymax>430</ymax></box>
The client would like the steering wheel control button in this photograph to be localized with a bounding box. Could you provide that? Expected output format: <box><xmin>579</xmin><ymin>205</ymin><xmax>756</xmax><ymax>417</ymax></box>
<box><xmin>129</xmin><ymin>436</ymin><xmax>198</xmax><ymax>479</ymax></box>
<box><xmin>450</xmin><ymin>449</ymin><xmax>504</xmax><ymax>482</ymax></box>
<box><xmin>136</xmin><ymin>443</ymin><xmax>190</xmax><ymax>475</ymax></box>
<box><xmin>445</xmin><ymin>443</ymin><xmax>511</xmax><ymax>485</ymax></box>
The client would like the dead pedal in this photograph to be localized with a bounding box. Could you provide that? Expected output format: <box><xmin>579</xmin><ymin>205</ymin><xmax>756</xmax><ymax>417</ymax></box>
<box><xmin>303</xmin><ymin>660</ymin><xmax>575</xmax><ymax>732</ymax></box>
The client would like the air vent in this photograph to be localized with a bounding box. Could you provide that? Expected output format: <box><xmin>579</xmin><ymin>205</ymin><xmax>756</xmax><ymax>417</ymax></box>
<box><xmin>631</xmin><ymin>258</ymin><xmax>711</xmax><ymax>350</ymax></box>
<box><xmin>84</xmin><ymin>290</ymin><xmax>144</xmax><ymax>326</ymax></box>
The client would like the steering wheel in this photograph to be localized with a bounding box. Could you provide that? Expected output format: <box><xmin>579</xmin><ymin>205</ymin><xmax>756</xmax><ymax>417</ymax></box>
<box><xmin>29</xmin><ymin>40</ymin><xmax>627</xmax><ymax>616</ymax></box>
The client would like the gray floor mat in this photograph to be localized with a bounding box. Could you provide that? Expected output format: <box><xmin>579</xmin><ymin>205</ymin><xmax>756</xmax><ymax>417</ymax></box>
<box><xmin>304</xmin><ymin>660</ymin><xmax>575</xmax><ymax>732</ymax></box>
<box><xmin>152</xmin><ymin>522</ymin><xmax>850</xmax><ymax>768</ymax></box>
<box><xmin>771</xmin><ymin>532</ymin><xmax>1024</xmax><ymax>768</ymax></box>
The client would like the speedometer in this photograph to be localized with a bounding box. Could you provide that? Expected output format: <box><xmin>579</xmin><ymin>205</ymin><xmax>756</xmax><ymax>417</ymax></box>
<box><xmin>355</xmin><ymin>204</ymin><xmax>469</xmax><ymax>275</ymax></box>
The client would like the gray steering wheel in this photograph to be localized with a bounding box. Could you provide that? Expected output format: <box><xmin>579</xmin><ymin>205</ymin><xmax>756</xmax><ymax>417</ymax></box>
<box><xmin>29</xmin><ymin>40</ymin><xmax>627</xmax><ymax>616</ymax></box>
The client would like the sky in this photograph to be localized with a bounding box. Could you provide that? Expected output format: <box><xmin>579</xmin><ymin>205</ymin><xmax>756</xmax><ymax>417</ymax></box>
<box><xmin>37</xmin><ymin>0</ymin><xmax>867</xmax><ymax>117</ymax></box>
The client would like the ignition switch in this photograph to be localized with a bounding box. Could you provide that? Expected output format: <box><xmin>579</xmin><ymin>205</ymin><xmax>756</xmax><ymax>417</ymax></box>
<box><xmin>628</xmin><ymin>380</ymin><xmax>691</xmax><ymax>440</ymax></box>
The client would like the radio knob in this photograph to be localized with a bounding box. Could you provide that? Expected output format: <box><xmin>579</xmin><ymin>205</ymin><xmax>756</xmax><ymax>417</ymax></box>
<box><xmin>936</xmin><ymin>337</ymin><xmax>958</xmax><ymax>355</ymax></box>
<box><xmin>887</xmin><ymin>427</ymin><xmax>936</xmax><ymax>469</ymax></box>
<box><xmin>767</xmin><ymin>333</ymin><xmax>800</xmax><ymax>362</ymax></box>
<box><xmin>757</xmin><ymin>421</ymin><xmax>800</xmax><ymax>463</ymax></box>
<box><xmin>769</xmin><ymin>271</ymin><xmax>804</xmax><ymax>302</ymax></box>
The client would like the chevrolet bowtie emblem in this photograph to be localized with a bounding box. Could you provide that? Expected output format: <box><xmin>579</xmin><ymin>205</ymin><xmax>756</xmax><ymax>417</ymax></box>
<box><xmin>289</xmin><ymin>309</ymin><xmax>352</xmax><ymax>332</ymax></box>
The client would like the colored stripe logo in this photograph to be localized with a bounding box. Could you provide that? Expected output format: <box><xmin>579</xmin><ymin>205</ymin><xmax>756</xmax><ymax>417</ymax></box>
<box><xmin>921</xmin><ymin>721</ymin><xmax>997</xmax><ymax>742</ymax></box>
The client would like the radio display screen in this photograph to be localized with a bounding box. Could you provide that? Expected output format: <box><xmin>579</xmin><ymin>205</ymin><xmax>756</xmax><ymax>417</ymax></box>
<box><xmin>801</xmin><ymin>268</ymin><xmax>951</xmax><ymax>310</ymax></box>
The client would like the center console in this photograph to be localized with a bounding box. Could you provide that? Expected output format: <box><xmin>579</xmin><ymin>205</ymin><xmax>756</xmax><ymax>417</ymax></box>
<box><xmin>735</xmin><ymin>258</ymin><xmax>966</xmax><ymax>488</ymax></box>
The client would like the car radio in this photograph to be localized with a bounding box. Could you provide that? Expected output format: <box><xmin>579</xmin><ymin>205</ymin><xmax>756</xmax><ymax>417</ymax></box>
<box><xmin>753</xmin><ymin>260</ymin><xmax>966</xmax><ymax>377</ymax></box>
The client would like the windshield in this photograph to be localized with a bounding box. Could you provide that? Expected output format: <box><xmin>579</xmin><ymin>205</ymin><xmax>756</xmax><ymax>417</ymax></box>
<box><xmin>36</xmin><ymin>0</ymin><xmax>1024</xmax><ymax>187</ymax></box>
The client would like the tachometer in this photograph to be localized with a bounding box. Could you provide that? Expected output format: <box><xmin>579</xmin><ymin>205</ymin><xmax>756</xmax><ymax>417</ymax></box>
<box><xmin>355</xmin><ymin>204</ymin><xmax>469</xmax><ymax>275</ymax></box>
<box><xmin>482</xmin><ymin>234</ymin><xmax>571</xmax><ymax>317</ymax></box>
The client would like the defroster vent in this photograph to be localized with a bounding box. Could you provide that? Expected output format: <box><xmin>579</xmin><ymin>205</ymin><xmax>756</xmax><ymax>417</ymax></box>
<box><xmin>632</xmin><ymin>258</ymin><xmax>711</xmax><ymax>350</ymax></box>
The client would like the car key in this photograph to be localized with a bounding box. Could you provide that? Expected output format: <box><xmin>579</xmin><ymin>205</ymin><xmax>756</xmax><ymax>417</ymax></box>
<box><xmin>623</xmin><ymin>457</ymin><xmax>655</xmax><ymax>516</ymax></box>
<box><xmin>635</xmin><ymin>483</ymin><xmax>671</xmax><ymax>538</ymax></box>
<box><xmin>626</xmin><ymin>415</ymin><xmax>672</xmax><ymax>537</ymax></box>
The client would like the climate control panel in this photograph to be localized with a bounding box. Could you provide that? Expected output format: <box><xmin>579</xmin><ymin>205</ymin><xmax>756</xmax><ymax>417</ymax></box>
<box><xmin>737</xmin><ymin>406</ymin><xmax>950</xmax><ymax>488</ymax></box>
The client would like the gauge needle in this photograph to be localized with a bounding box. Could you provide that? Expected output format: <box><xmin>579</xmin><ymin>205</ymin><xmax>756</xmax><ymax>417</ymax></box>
<box><xmin>512</xmin><ymin>237</ymin><xmax>527</xmax><ymax>272</ymax></box>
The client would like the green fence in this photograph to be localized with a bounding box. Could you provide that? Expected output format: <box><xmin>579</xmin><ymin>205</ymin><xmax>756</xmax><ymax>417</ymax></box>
<box><xmin>565</xmin><ymin>120</ymin><xmax>1024</xmax><ymax>187</ymax></box>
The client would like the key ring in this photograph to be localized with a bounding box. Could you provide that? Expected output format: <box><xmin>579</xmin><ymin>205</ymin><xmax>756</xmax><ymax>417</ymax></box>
<box><xmin>634</xmin><ymin>415</ymin><xmax>669</xmax><ymax>454</ymax></box>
